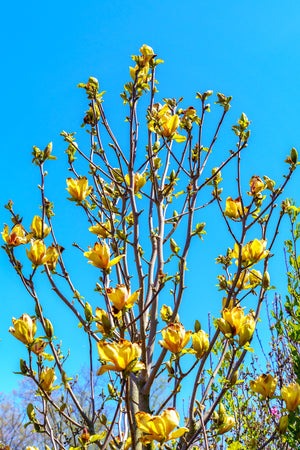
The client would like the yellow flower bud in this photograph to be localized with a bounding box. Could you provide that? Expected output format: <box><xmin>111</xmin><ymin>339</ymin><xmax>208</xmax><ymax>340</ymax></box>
<box><xmin>218</xmin><ymin>415</ymin><xmax>235</xmax><ymax>435</ymax></box>
<box><xmin>224</xmin><ymin>197</ymin><xmax>247</xmax><ymax>220</ymax></box>
<box><xmin>218</xmin><ymin>306</ymin><xmax>244</xmax><ymax>337</ymax></box>
<box><xmin>9</xmin><ymin>314</ymin><xmax>37</xmax><ymax>345</ymax></box>
<box><xmin>29</xmin><ymin>216</ymin><xmax>51</xmax><ymax>239</ymax></box>
<box><xmin>31</xmin><ymin>338</ymin><xmax>48</xmax><ymax>355</ymax></box>
<box><xmin>192</xmin><ymin>330</ymin><xmax>209</xmax><ymax>359</ymax></box>
<box><xmin>160</xmin><ymin>304</ymin><xmax>173</xmax><ymax>323</ymax></box>
<box><xmin>95</xmin><ymin>307</ymin><xmax>111</xmax><ymax>335</ymax></box>
<box><xmin>125</xmin><ymin>172</ymin><xmax>147</xmax><ymax>194</ymax></box>
<box><xmin>250</xmin><ymin>373</ymin><xmax>277</xmax><ymax>398</ymax></box>
<box><xmin>159</xmin><ymin>323</ymin><xmax>192</xmax><ymax>354</ymax></box>
<box><xmin>248</xmin><ymin>175</ymin><xmax>265</xmax><ymax>196</ymax></box>
<box><xmin>84</xmin><ymin>242</ymin><xmax>123</xmax><ymax>270</ymax></box>
<box><xmin>26</xmin><ymin>240</ymin><xmax>48</xmax><ymax>266</ymax></box>
<box><xmin>2</xmin><ymin>223</ymin><xmax>28</xmax><ymax>246</ymax></box>
<box><xmin>135</xmin><ymin>408</ymin><xmax>188</xmax><ymax>444</ymax></box>
<box><xmin>281</xmin><ymin>382</ymin><xmax>300</xmax><ymax>411</ymax></box>
<box><xmin>44</xmin><ymin>245</ymin><xmax>59</xmax><ymax>272</ymax></box>
<box><xmin>66</xmin><ymin>176</ymin><xmax>92</xmax><ymax>201</ymax></box>
<box><xmin>238</xmin><ymin>312</ymin><xmax>256</xmax><ymax>346</ymax></box>
<box><xmin>89</xmin><ymin>221</ymin><xmax>112</xmax><ymax>238</ymax></box>
<box><xmin>139</xmin><ymin>44</ymin><xmax>155</xmax><ymax>65</ymax></box>
<box><xmin>248</xmin><ymin>269</ymin><xmax>262</xmax><ymax>288</ymax></box>
<box><xmin>39</xmin><ymin>367</ymin><xmax>56</xmax><ymax>393</ymax></box>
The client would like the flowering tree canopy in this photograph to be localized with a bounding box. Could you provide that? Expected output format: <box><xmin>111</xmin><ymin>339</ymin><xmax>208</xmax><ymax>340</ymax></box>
<box><xmin>2</xmin><ymin>45</ymin><xmax>300</xmax><ymax>450</ymax></box>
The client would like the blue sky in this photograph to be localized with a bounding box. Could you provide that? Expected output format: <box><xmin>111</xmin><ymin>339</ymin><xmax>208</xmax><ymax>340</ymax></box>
<box><xmin>1</xmin><ymin>0</ymin><xmax>299</xmax><ymax>393</ymax></box>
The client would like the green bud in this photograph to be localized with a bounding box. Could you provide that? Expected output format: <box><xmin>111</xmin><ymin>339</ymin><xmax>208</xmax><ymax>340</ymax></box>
<box><xmin>230</xmin><ymin>370</ymin><xmax>239</xmax><ymax>385</ymax></box>
<box><xmin>27</xmin><ymin>403</ymin><xmax>35</xmax><ymax>421</ymax></box>
<box><xmin>291</xmin><ymin>147</ymin><xmax>298</xmax><ymax>164</ymax></box>
<box><xmin>169</xmin><ymin>170</ymin><xmax>176</xmax><ymax>182</ymax></box>
<box><xmin>194</xmin><ymin>320</ymin><xmax>201</xmax><ymax>333</ymax></box>
<box><xmin>20</xmin><ymin>359</ymin><xmax>28</xmax><ymax>374</ymax></box>
<box><xmin>44</xmin><ymin>318</ymin><xmax>54</xmax><ymax>338</ymax></box>
<box><xmin>43</xmin><ymin>142</ymin><xmax>53</xmax><ymax>159</ymax></box>
<box><xmin>262</xmin><ymin>271</ymin><xmax>270</xmax><ymax>289</ymax></box>
<box><xmin>84</xmin><ymin>302</ymin><xmax>93</xmax><ymax>322</ymax></box>
<box><xmin>279</xmin><ymin>415</ymin><xmax>289</xmax><ymax>433</ymax></box>
<box><xmin>170</xmin><ymin>238</ymin><xmax>180</xmax><ymax>254</ymax></box>
<box><xmin>108</xmin><ymin>383</ymin><xmax>116</xmax><ymax>397</ymax></box>
<box><xmin>35</xmin><ymin>303</ymin><xmax>42</xmax><ymax>318</ymax></box>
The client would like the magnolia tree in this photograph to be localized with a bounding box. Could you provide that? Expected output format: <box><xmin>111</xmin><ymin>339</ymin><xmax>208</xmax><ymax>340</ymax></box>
<box><xmin>2</xmin><ymin>45</ymin><xmax>300</xmax><ymax>450</ymax></box>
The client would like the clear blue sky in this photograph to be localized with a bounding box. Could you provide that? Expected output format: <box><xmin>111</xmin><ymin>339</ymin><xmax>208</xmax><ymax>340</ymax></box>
<box><xmin>1</xmin><ymin>0</ymin><xmax>299</xmax><ymax>393</ymax></box>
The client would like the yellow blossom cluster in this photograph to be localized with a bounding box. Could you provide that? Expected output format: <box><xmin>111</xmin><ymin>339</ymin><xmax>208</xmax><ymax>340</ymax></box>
<box><xmin>231</xmin><ymin>239</ymin><xmax>269</xmax><ymax>266</ymax></box>
<box><xmin>159</xmin><ymin>322</ymin><xmax>209</xmax><ymax>358</ymax></box>
<box><xmin>217</xmin><ymin>306</ymin><xmax>255</xmax><ymax>346</ymax></box>
<box><xmin>148</xmin><ymin>103</ymin><xmax>186</xmax><ymax>142</ymax></box>
<box><xmin>2</xmin><ymin>217</ymin><xmax>59</xmax><ymax>271</ymax></box>
<box><xmin>250</xmin><ymin>375</ymin><xmax>300</xmax><ymax>411</ymax></box>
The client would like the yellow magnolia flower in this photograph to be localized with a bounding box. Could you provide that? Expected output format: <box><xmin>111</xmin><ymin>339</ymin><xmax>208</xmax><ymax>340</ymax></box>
<box><xmin>106</xmin><ymin>284</ymin><xmax>139</xmax><ymax>313</ymax></box>
<box><xmin>31</xmin><ymin>338</ymin><xmax>48</xmax><ymax>355</ymax></box>
<box><xmin>39</xmin><ymin>367</ymin><xmax>56</xmax><ymax>393</ymax></box>
<box><xmin>228</xmin><ymin>269</ymin><xmax>262</xmax><ymax>291</ymax></box>
<box><xmin>139</xmin><ymin>44</ymin><xmax>155</xmax><ymax>65</ymax></box>
<box><xmin>129</xmin><ymin>45</ymin><xmax>155</xmax><ymax>83</ymax></box>
<box><xmin>231</xmin><ymin>239</ymin><xmax>269</xmax><ymax>265</ymax></box>
<box><xmin>95</xmin><ymin>307</ymin><xmax>111</xmax><ymax>335</ymax></box>
<box><xmin>29</xmin><ymin>216</ymin><xmax>51</xmax><ymax>239</ymax></box>
<box><xmin>9</xmin><ymin>313</ymin><xmax>37</xmax><ymax>345</ymax></box>
<box><xmin>2</xmin><ymin>224</ymin><xmax>28</xmax><ymax>246</ymax></box>
<box><xmin>159</xmin><ymin>322</ymin><xmax>192</xmax><ymax>354</ymax></box>
<box><xmin>125</xmin><ymin>172</ymin><xmax>147</xmax><ymax>195</ymax></box>
<box><xmin>248</xmin><ymin>269</ymin><xmax>262</xmax><ymax>287</ymax></box>
<box><xmin>281</xmin><ymin>382</ymin><xmax>300</xmax><ymax>411</ymax></box>
<box><xmin>89</xmin><ymin>221</ymin><xmax>112</xmax><ymax>238</ymax></box>
<box><xmin>224</xmin><ymin>197</ymin><xmax>247</xmax><ymax>220</ymax></box>
<box><xmin>66</xmin><ymin>176</ymin><xmax>92</xmax><ymax>201</ymax></box>
<box><xmin>45</xmin><ymin>245</ymin><xmax>59</xmax><ymax>272</ymax></box>
<box><xmin>228</xmin><ymin>271</ymin><xmax>249</xmax><ymax>290</ymax></box>
<box><xmin>96</xmin><ymin>339</ymin><xmax>145</xmax><ymax>375</ymax></box>
<box><xmin>160</xmin><ymin>304</ymin><xmax>173</xmax><ymax>323</ymax></box>
<box><xmin>84</xmin><ymin>242</ymin><xmax>123</xmax><ymax>270</ymax></box>
<box><xmin>217</xmin><ymin>306</ymin><xmax>244</xmax><ymax>337</ymax></box>
<box><xmin>218</xmin><ymin>416</ymin><xmax>235</xmax><ymax>435</ymax></box>
<box><xmin>192</xmin><ymin>330</ymin><xmax>209</xmax><ymax>359</ymax></box>
<box><xmin>248</xmin><ymin>175</ymin><xmax>265</xmax><ymax>196</ymax></box>
<box><xmin>130</xmin><ymin>63</ymin><xmax>150</xmax><ymax>83</ymax></box>
<box><xmin>238</xmin><ymin>312</ymin><xmax>256</xmax><ymax>346</ymax></box>
<box><xmin>250</xmin><ymin>374</ymin><xmax>277</xmax><ymax>398</ymax></box>
<box><xmin>148</xmin><ymin>103</ymin><xmax>186</xmax><ymax>142</ymax></box>
<box><xmin>135</xmin><ymin>408</ymin><xmax>188</xmax><ymax>444</ymax></box>
<box><xmin>26</xmin><ymin>240</ymin><xmax>48</xmax><ymax>266</ymax></box>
